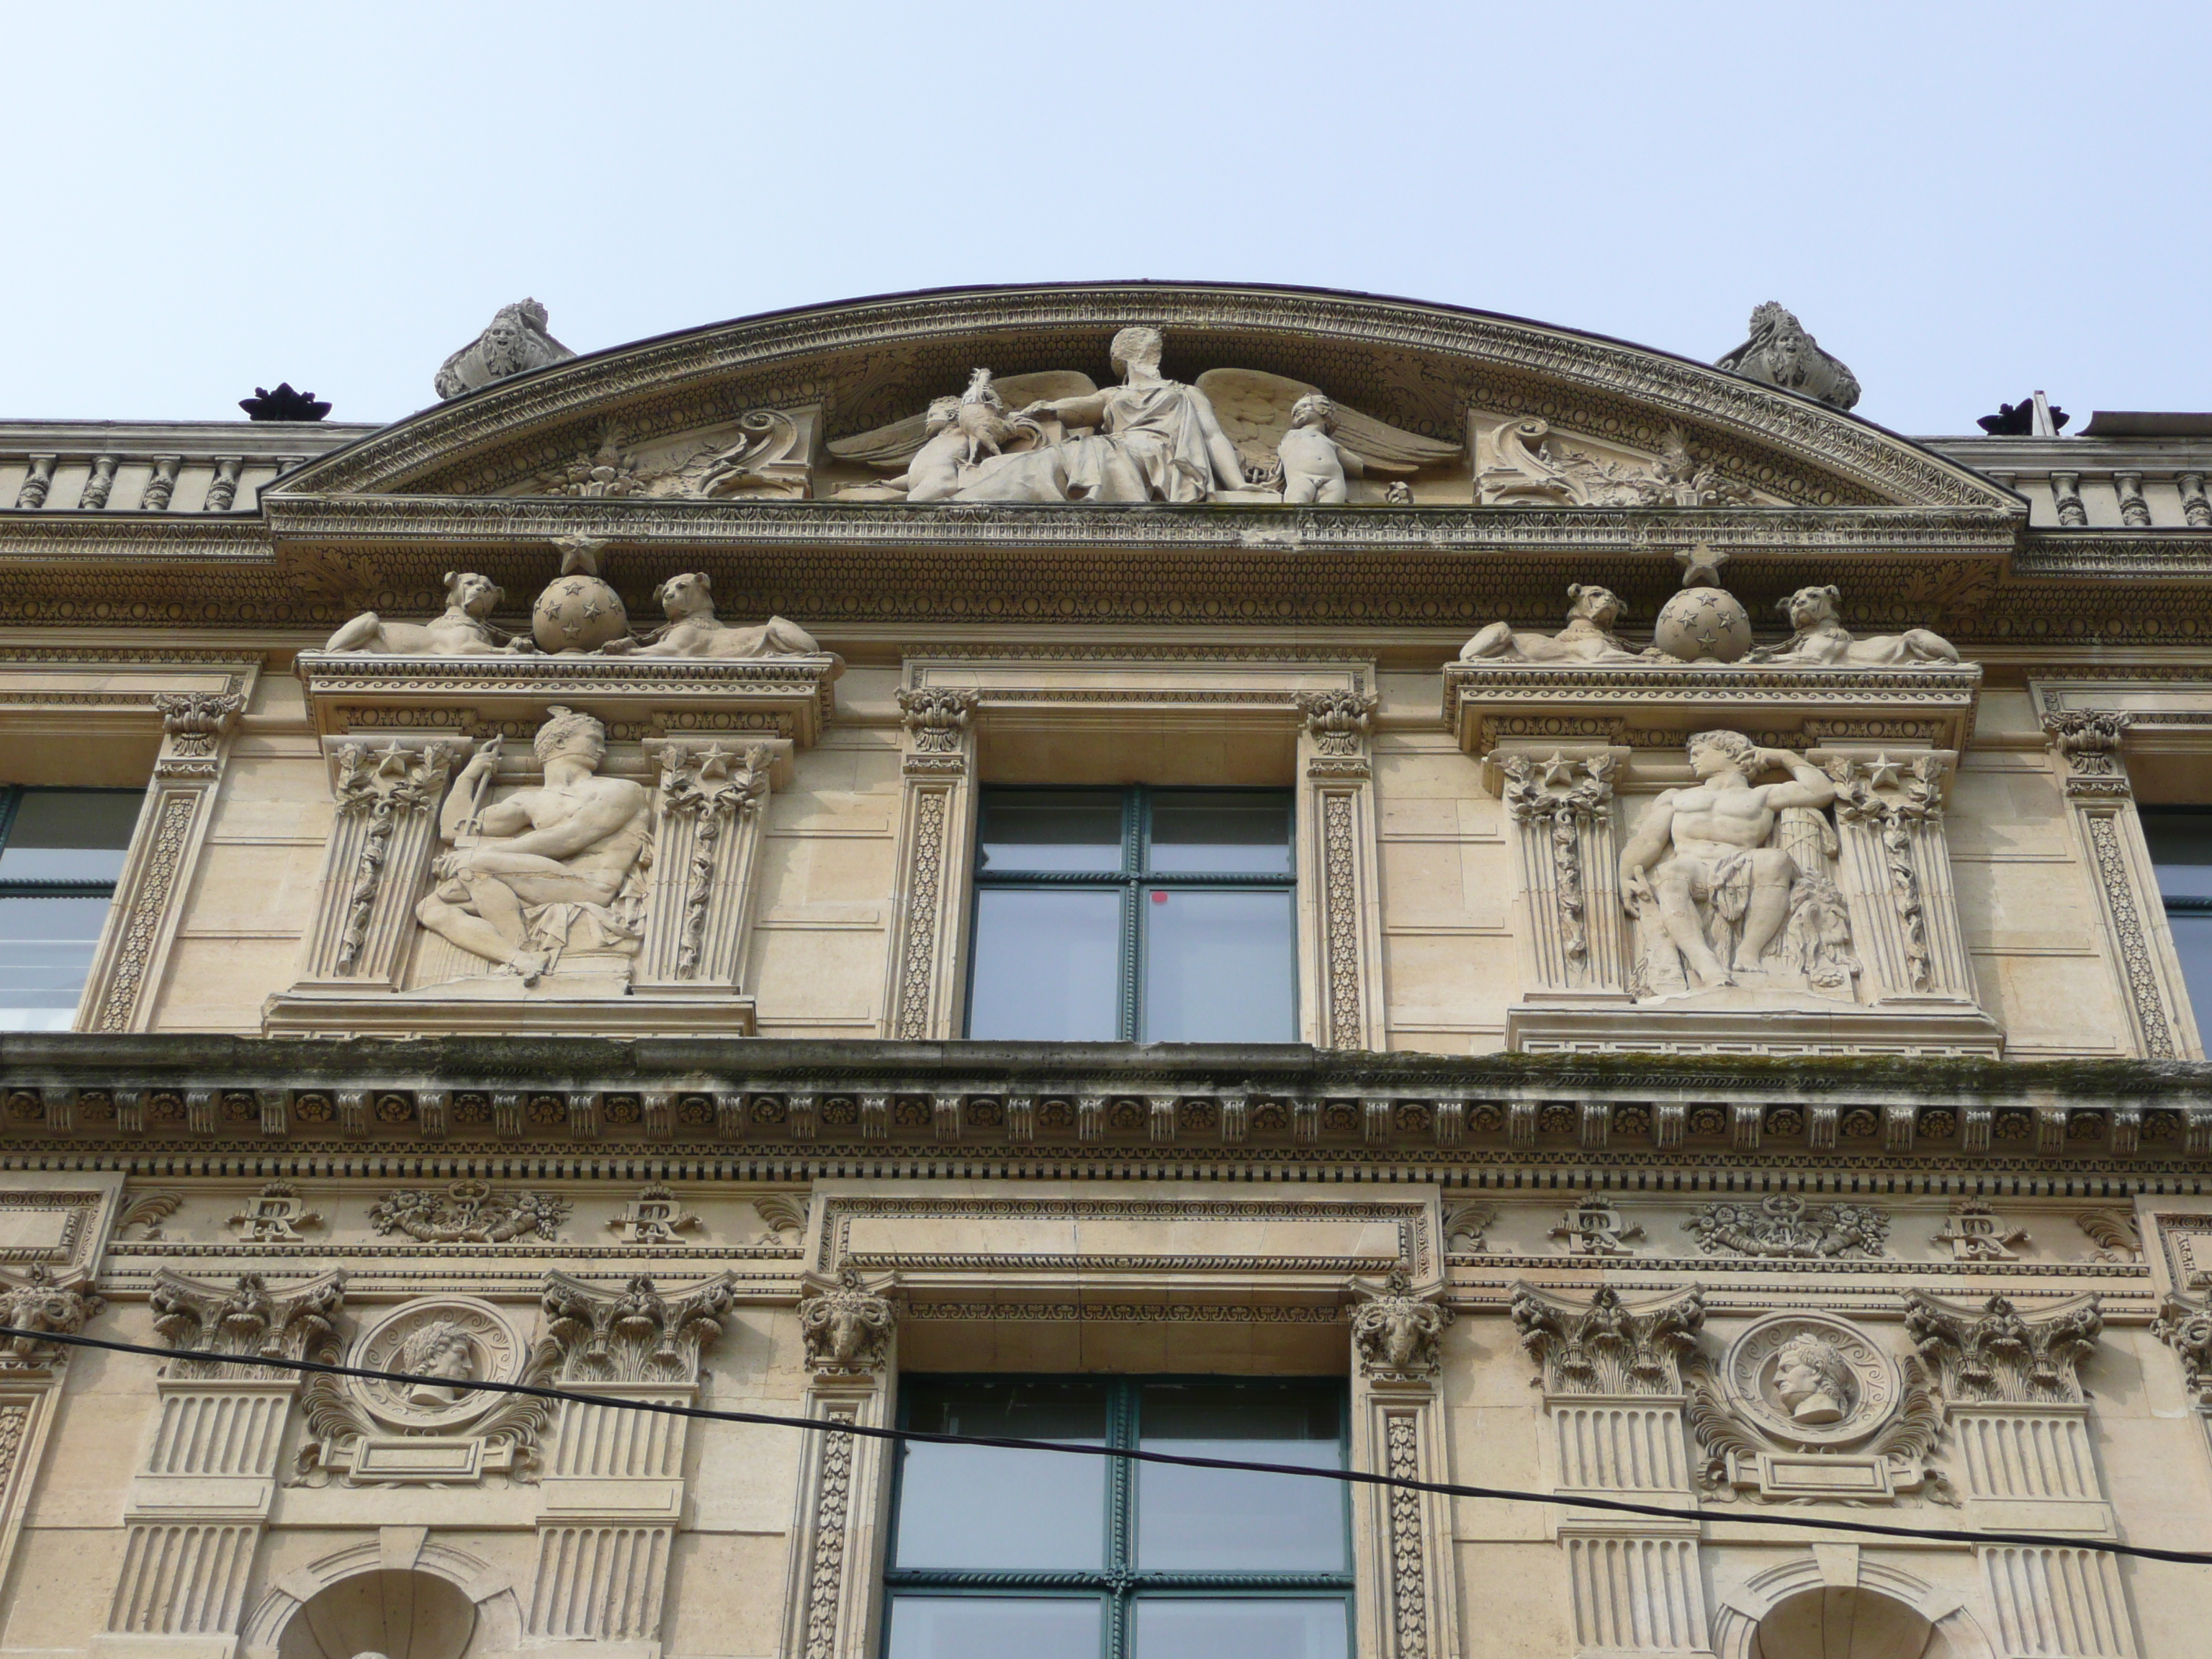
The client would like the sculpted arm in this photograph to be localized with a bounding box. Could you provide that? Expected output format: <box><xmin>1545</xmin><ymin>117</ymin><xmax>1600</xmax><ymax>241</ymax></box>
<box><xmin>1618</xmin><ymin>791</ymin><xmax>1678</xmax><ymax>904</ymax></box>
<box><xmin>1025</xmin><ymin>390</ymin><xmax>1112</xmax><ymax>428</ymax></box>
<box><xmin>1756</xmin><ymin>749</ymin><xmax>1838</xmax><ymax>811</ymax></box>
<box><xmin>1333</xmin><ymin>438</ymin><xmax>1367</xmax><ymax>478</ymax></box>
<box><xmin>484</xmin><ymin>785</ymin><xmax>643</xmax><ymax>862</ymax></box>
<box><xmin>439</xmin><ymin>738</ymin><xmax>508</xmax><ymax>840</ymax></box>
<box><xmin>1186</xmin><ymin>388</ymin><xmax>1256</xmax><ymax>487</ymax></box>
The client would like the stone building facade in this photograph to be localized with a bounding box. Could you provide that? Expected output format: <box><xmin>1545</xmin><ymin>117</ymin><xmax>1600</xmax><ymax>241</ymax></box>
<box><xmin>0</xmin><ymin>284</ymin><xmax>2209</xmax><ymax>1659</ymax></box>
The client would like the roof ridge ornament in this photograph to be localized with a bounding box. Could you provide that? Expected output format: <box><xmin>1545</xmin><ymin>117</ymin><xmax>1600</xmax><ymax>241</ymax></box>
<box><xmin>1716</xmin><ymin>302</ymin><xmax>1862</xmax><ymax>411</ymax></box>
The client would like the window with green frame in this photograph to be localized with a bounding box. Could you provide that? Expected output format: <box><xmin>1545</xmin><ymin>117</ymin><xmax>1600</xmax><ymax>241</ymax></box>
<box><xmin>2142</xmin><ymin>806</ymin><xmax>2212</xmax><ymax>1027</ymax></box>
<box><xmin>966</xmin><ymin>787</ymin><xmax>1297</xmax><ymax>1043</ymax></box>
<box><xmin>886</xmin><ymin>1377</ymin><xmax>1351</xmax><ymax>1659</ymax></box>
<box><xmin>0</xmin><ymin>786</ymin><xmax>143</xmax><ymax>1032</ymax></box>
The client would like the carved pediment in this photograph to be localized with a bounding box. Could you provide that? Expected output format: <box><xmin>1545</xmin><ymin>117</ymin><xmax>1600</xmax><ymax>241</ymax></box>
<box><xmin>267</xmin><ymin>284</ymin><xmax>2015</xmax><ymax>513</ymax></box>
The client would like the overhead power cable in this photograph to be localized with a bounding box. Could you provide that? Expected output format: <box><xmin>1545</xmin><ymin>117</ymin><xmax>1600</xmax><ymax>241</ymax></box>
<box><xmin>9</xmin><ymin>1323</ymin><xmax>2204</xmax><ymax>1567</ymax></box>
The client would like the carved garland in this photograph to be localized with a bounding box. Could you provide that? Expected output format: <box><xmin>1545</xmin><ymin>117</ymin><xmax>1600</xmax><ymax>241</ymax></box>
<box><xmin>896</xmin><ymin>792</ymin><xmax>948</xmax><ymax>1042</ymax></box>
<box><xmin>801</xmin><ymin>1411</ymin><xmax>856</xmax><ymax>1659</ymax></box>
<box><xmin>1827</xmin><ymin>754</ymin><xmax>1946</xmax><ymax>991</ymax></box>
<box><xmin>94</xmin><ymin>793</ymin><xmax>198</xmax><ymax>1032</ymax></box>
<box><xmin>2087</xmin><ymin>813</ymin><xmax>2175</xmax><ymax>1060</ymax></box>
<box><xmin>1322</xmin><ymin>793</ymin><xmax>1362</xmax><ymax>1048</ymax></box>
<box><xmin>1385</xmin><ymin>1416</ymin><xmax>1429</xmax><ymax>1659</ymax></box>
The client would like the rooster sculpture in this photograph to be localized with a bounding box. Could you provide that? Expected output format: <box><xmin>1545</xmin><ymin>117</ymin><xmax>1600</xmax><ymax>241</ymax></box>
<box><xmin>954</xmin><ymin>368</ymin><xmax>1041</xmax><ymax>468</ymax></box>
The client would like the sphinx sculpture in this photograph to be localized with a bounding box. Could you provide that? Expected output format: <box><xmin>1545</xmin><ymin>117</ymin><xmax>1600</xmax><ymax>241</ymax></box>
<box><xmin>434</xmin><ymin>298</ymin><xmax>575</xmax><ymax>400</ymax></box>
<box><xmin>416</xmin><ymin>709</ymin><xmax>652</xmax><ymax>987</ymax></box>
<box><xmin>1748</xmin><ymin>585</ymin><xmax>1961</xmax><ymax>667</ymax></box>
<box><xmin>1619</xmin><ymin>729</ymin><xmax>1859</xmax><ymax>1001</ymax></box>
<box><xmin>605</xmin><ymin>572</ymin><xmax>822</xmax><ymax>659</ymax></box>
<box><xmin>324</xmin><ymin>571</ymin><xmax>534</xmax><ymax>656</ymax></box>
<box><xmin>1460</xmin><ymin>585</ymin><xmax>1645</xmax><ymax>664</ymax></box>
<box><xmin>832</xmin><ymin>328</ymin><xmax>1457</xmax><ymax>503</ymax></box>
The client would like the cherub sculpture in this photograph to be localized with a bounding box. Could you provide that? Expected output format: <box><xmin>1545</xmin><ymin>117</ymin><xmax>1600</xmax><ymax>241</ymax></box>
<box><xmin>1748</xmin><ymin>586</ymin><xmax>1961</xmax><ymax>667</ymax></box>
<box><xmin>1274</xmin><ymin>394</ymin><xmax>1367</xmax><ymax>503</ymax></box>
<box><xmin>1460</xmin><ymin>585</ymin><xmax>1645</xmax><ymax>663</ymax></box>
<box><xmin>323</xmin><ymin>571</ymin><xmax>534</xmax><ymax>656</ymax></box>
<box><xmin>603</xmin><ymin>572</ymin><xmax>825</xmax><ymax>660</ymax></box>
<box><xmin>433</xmin><ymin>298</ymin><xmax>575</xmax><ymax>400</ymax></box>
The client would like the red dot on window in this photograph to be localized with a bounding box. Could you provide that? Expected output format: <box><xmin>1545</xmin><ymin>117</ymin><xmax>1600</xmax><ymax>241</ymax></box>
<box><xmin>1151</xmin><ymin>891</ymin><xmax>1168</xmax><ymax>903</ymax></box>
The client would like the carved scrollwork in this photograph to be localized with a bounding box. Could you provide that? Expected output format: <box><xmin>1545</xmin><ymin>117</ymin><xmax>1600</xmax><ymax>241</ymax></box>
<box><xmin>148</xmin><ymin>1269</ymin><xmax>346</xmax><ymax>1379</ymax></box>
<box><xmin>0</xmin><ymin>1265</ymin><xmax>104</xmax><ymax>1373</ymax></box>
<box><xmin>799</xmin><ymin>1267</ymin><xmax>896</xmax><ymax>1375</ymax></box>
<box><xmin>541</xmin><ymin>1271</ymin><xmax>737</xmax><ymax>1385</ymax></box>
<box><xmin>1510</xmin><ymin>1282</ymin><xmax>1704</xmax><ymax>1396</ymax></box>
<box><xmin>1903</xmin><ymin>1290</ymin><xmax>2103</xmax><ymax>1406</ymax></box>
<box><xmin>1684</xmin><ymin>1194</ymin><xmax>1888</xmax><ymax>1259</ymax></box>
<box><xmin>1349</xmin><ymin>1264</ymin><xmax>1452</xmax><ymax>1381</ymax></box>
<box><xmin>368</xmin><ymin>1180</ymin><xmax>569</xmax><ymax>1244</ymax></box>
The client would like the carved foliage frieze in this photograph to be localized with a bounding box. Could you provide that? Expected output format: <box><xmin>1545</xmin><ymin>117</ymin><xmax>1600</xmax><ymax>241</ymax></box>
<box><xmin>1683</xmin><ymin>1195</ymin><xmax>1889</xmax><ymax>1259</ymax></box>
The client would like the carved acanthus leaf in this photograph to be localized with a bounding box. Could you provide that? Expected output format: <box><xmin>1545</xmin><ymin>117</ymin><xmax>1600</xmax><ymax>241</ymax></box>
<box><xmin>0</xmin><ymin>1265</ymin><xmax>104</xmax><ymax>1373</ymax></box>
<box><xmin>541</xmin><ymin>1272</ymin><xmax>737</xmax><ymax>1385</ymax></box>
<box><xmin>149</xmin><ymin>1269</ymin><xmax>346</xmax><ymax>1379</ymax></box>
<box><xmin>1349</xmin><ymin>1264</ymin><xmax>1452</xmax><ymax>1380</ymax></box>
<box><xmin>2074</xmin><ymin>1210</ymin><xmax>2144</xmax><ymax>1264</ymax></box>
<box><xmin>1904</xmin><ymin>1290</ymin><xmax>2102</xmax><ymax>1406</ymax></box>
<box><xmin>1510</xmin><ymin>1282</ymin><xmax>1704</xmax><ymax>1396</ymax></box>
<box><xmin>799</xmin><ymin>1267</ymin><xmax>896</xmax><ymax>1375</ymax></box>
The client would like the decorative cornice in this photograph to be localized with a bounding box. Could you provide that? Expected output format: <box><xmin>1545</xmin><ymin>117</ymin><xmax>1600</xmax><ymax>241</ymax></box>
<box><xmin>260</xmin><ymin>284</ymin><xmax>2014</xmax><ymax>508</ymax></box>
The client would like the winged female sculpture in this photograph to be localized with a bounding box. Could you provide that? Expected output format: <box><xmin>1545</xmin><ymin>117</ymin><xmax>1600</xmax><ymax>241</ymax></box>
<box><xmin>830</xmin><ymin>328</ymin><xmax>1457</xmax><ymax>503</ymax></box>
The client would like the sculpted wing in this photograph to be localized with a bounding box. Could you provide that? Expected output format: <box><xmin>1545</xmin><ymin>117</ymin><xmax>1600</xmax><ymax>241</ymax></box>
<box><xmin>829</xmin><ymin>372</ymin><xmax>1100</xmax><ymax>469</ymax></box>
<box><xmin>1195</xmin><ymin>368</ymin><xmax>1462</xmax><ymax>474</ymax></box>
<box><xmin>827</xmin><ymin>410</ymin><xmax>935</xmax><ymax>469</ymax></box>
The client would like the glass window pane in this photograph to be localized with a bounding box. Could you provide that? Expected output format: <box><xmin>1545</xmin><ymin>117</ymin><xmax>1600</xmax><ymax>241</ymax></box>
<box><xmin>0</xmin><ymin>791</ymin><xmax>143</xmax><ymax>884</ymax></box>
<box><xmin>1132</xmin><ymin>1599</ymin><xmax>1347</xmax><ymax>1659</ymax></box>
<box><xmin>1147</xmin><ymin>792</ymin><xmax>1292</xmax><ymax>875</ymax></box>
<box><xmin>2145</xmin><ymin>809</ymin><xmax>2212</xmax><ymax>900</ymax></box>
<box><xmin>979</xmin><ymin>791</ymin><xmax>1125</xmax><ymax>873</ymax></box>
<box><xmin>1136</xmin><ymin>1383</ymin><xmax>1344</xmax><ymax>1571</ymax></box>
<box><xmin>2171</xmin><ymin>912</ymin><xmax>2212</xmax><ymax>1030</ymax></box>
<box><xmin>1141</xmin><ymin>889</ymin><xmax>1295</xmax><ymax>1043</ymax></box>
<box><xmin>896</xmin><ymin>1382</ymin><xmax>1109</xmax><ymax>1569</ymax></box>
<box><xmin>0</xmin><ymin>894</ymin><xmax>112</xmax><ymax>1030</ymax></box>
<box><xmin>888</xmin><ymin>1597</ymin><xmax>1102</xmax><ymax>1659</ymax></box>
<box><xmin>968</xmin><ymin>889</ymin><xmax>1122</xmax><ymax>1040</ymax></box>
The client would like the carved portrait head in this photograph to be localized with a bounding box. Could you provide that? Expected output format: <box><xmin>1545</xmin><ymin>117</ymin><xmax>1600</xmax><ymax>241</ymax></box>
<box><xmin>532</xmin><ymin>706</ymin><xmax>607</xmax><ymax>768</ymax></box>
<box><xmin>1290</xmin><ymin>392</ymin><xmax>1335</xmax><ymax>430</ymax></box>
<box><xmin>1563</xmin><ymin>583</ymin><xmax>1627</xmax><ymax>630</ymax></box>
<box><xmin>441</xmin><ymin>571</ymin><xmax>505</xmax><ymax>619</ymax></box>
<box><xmin>1777</xmin><ymin>585</ymin><xmax>1845</xmax><ymax>631</ymax></box>
<box><xmin>653</xmin><ymin>572</ymin><xmax>717</xmax><ymax>621</ymax></box>
<box><xmin>1771</xmin><ymin>1333</ymin><xmax>1855</xmax><ymax>1424</ymax></box>
<box><xmin>924</xmin><ymin>395</ymin><xmax>961</xmax><ymax>433</ymax></box>
<box><xmin>480</xmin><ymin>300</ymin><xmax>562</xmax><ymax>379</ymax></box>
<box><xmin>395</xmin><ymin>1320</ymin><xmax>477</xmax><ymax>1407</ymax></box>
<box><xmin>1686</xmin><ymin>729</ymin><xmax>1759</xmax><ymax>778</ymax></box>
<box><xmin>1109</xmin><ymin>325</ymin><xmax>1166</xmax><ymax>379</ymax></box>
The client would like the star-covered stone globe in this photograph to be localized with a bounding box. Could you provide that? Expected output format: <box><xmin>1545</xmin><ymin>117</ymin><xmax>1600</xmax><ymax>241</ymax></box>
<box><xmin>1650</xmin><ymin>541</ymin><xmax>1753</xmax><ymax>662</ymax></box>
<box><xmin>531</xmin><ymin>534</ymin><xmax>629</xmax><ymax>653</ymax></box>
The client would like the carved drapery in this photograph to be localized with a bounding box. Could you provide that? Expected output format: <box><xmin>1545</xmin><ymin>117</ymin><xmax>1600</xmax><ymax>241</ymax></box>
<box><xmin>2042</xmin><ymin>711</ymin><xmax>2197</xmax><ymax>1059</ymax></box>
<box><xmin>1348</xmin><ymin>1267</ymin><xmax>1462</xmax><ymax>1659</ymax></box>
<box><xmin>881</xmin><ymin>690</ymin><xmax>977</xmax><ymax>1039</ymax></box>
<box><xmin>98</xmin><ymin>1271</ymin><xmax>344</xmax><ymax>1659</ymax></box>
<box><xmin>80</xmin><ymin>688</ymin><xmax>251</xmax><ymax>1033</ymax></box>
<box><xmin>1511</xmin><ymin>1285</ymin><xmax>1713</xmax><ymax>1656</ymax></box>
<box><xmin>523</xmin><ymin>1273</ymin><xmax>737</xmax><ymax>1655</ymax></box>
<box><xmin>1298</xmin><ymin>691</ymin><xmax>1385</xmax><ymax>1050</ymax></box>
<box><xmin>780</xmin><ymin>1270</ymin><xmax>898</xmax><ymax>1659</ymax></box>
<box><xmin>638</xmin><ymin>739</ymin><xmax>776</xmax><ymax>994</ymax></box>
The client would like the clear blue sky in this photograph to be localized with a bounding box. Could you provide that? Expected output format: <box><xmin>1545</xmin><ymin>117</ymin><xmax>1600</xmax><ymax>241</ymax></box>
<box><xmin>3</xmin><ymin>1</ymin><xmax>2202</xmax><ymax>435</ymax></box>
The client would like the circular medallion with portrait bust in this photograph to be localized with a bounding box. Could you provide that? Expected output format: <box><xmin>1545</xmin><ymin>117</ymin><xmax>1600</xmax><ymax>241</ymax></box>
<box><xmin>346</xmin><ymin>1297</ymin><xmax>527</xmax><ymax>1433</ymax></box>
<box><xmin>1721</xmin><ymin>1312</ymin><xmax>1899</xmax><ymax>1448</ymax></box>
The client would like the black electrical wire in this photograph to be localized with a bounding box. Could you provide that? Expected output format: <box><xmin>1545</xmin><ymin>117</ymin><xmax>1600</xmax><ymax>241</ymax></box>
<box><xmin>13</xmin><ymin>1323</ymin><xmax>2206</xmax><ymax>1567</ymax></box>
